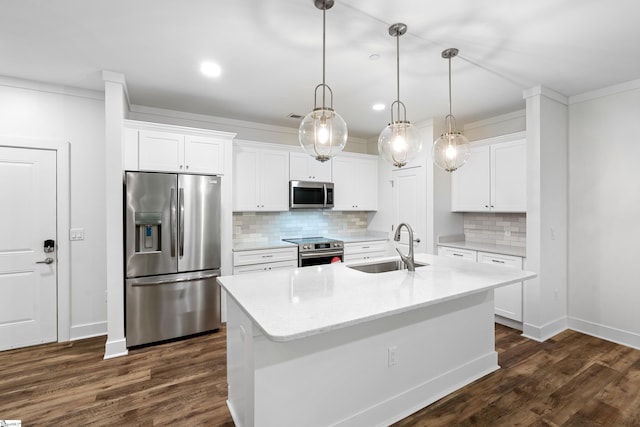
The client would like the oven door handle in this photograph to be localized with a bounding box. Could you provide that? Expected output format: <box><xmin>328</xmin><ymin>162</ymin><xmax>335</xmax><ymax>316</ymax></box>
<box><xmin>299</xmin><ymin>250</ymin><xmax>344</xmax><ymax>259</ymax></box>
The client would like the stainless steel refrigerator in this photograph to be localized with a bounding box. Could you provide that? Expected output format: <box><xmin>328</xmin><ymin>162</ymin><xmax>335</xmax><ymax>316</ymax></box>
<box><xmin>124</xmin><ymin>171</ymin><xmax>222</xmax><ymax>347</ymax></box>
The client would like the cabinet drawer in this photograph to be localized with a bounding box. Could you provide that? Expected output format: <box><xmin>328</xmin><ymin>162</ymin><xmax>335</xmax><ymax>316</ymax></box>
<box><xmin>477</xmin><ymin>251</ymin><xmax>522</xmax><ymax>269</ymax></box>
<box><xmin>233</xmin><ymin>259</ymin><xmax>298</xmax><ymax>275</ymax></box>
<box><xmin>344</xmin><ymin>251</ymin><xmax>387</xmax><ymax>263</ymax></box>
<box><xmin>344</xmin><ymin>241</ymin><xmax>388</xmax><ymax>255</ymax></box>
<box><xmin>437</xmin><ymin>246</ymin><xmax>477</xmax><ymax>261</ymax></box>
<box><xmin>233</xmin><ymin>247</ymin><xmax>298</xmax><ymax>266</ymax></box>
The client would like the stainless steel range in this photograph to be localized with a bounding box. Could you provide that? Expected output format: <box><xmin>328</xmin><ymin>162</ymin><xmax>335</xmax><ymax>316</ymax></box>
<box><xmin>282</xmin><ymin>237</ymin><xmax>344</xmax><ymax>267</ymax></box>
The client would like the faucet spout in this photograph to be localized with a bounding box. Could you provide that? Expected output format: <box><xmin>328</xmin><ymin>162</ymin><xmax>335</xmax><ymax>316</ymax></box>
<box><xmin>394</xmin><ymin>222</ymin><xmax>415</xmax><ymax>271</ymax></box>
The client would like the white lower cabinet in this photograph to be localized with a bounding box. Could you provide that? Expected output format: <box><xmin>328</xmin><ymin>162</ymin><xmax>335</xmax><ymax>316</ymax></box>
<box><xmin>344</xmin><ymin>240</ymin><xmax>388</xmax><ymax>262</ymax></box>
<box><xmin>477</xmin><ymin>252</ymin><xmax>523</xmax><ymax>322</ymax></box>
<box><xmin>233</xmin><ymin>247</ymin><xmax>298</xmax><ymax>275</ymax></box>
<box><xmin>438</xmin><ymin>246</ymin><xmax>523</xmax><ymax>323</ymax></box>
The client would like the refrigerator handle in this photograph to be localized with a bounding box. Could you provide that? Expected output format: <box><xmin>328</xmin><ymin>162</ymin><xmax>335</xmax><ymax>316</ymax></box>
<box><xmin>170</xmin><ymin>187</ymin><xmax>176</xmax><ymax>258</ymax></box>
<box><xmin>179</xmin><ymin>187</ymin><xmax>185</xmax><ymax>258</ymax></box>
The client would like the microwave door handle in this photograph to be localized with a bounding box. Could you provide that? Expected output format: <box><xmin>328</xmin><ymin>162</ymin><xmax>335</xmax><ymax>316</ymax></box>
<box><xmin>323</xmin><ymin>183</ymin><xmax>327</xmax><ymax>207</ymax></box>
<box><xmin>170</xmin><ymin>188</ymin><xmax>176</xmax><ymax>258</ymax></box>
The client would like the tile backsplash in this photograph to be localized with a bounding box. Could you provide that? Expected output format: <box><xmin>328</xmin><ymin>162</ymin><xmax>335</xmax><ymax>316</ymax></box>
<box><xmin>463</xmin><ymin>213</ymin><xmax>526</xmax><ymax>247</ymax></box>
<box><xmin>233</xmin><ymin>211</ymin><xmax>369</xmax><ymax>244</ymax></box>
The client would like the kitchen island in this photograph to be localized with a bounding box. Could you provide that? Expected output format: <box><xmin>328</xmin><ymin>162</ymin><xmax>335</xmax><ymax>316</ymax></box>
<box><xmin>218</xmin><ymin>253</ymin><xmax>536</xmax><ymax>427</ymax></box>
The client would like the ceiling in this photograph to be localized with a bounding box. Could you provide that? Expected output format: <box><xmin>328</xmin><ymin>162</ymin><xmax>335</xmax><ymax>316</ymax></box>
<box><xmin>1</xmin><ymin>0</ymin><xmax>639</xmax><ymax>139</ymax></box>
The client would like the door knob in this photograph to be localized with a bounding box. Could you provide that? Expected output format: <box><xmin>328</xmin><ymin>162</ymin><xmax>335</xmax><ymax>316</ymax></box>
<box><xmin>36</xmin><ymin>257</ymin><xmax>54</xmax><ymax>265</ymax></box>
<box><xmin>413</xmin><ymin>238</ymin><xmax>421</xmax><ymax>243</ymax></box>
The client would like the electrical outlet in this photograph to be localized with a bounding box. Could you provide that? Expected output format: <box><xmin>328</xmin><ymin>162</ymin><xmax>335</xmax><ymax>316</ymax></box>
<box><xmin>388</xmin><ymin>346</ymin><xmax>398</xmax><ymax>366</ymax></box>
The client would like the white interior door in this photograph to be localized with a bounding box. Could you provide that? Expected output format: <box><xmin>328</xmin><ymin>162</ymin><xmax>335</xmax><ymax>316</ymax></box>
<box><xmin>392</xmin><ymin>166</ymin><xmax>427</xmax><ymax>255</ymax></box>
<box><xmin>0</xmin><ymin>147</ymin><xmax>57</xmax><ymax>351</ymax></box>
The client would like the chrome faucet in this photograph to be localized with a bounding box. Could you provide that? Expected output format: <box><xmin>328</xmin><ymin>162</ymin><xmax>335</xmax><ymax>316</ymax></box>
<box><xmin>394</xmin><ymin>222</ymin><xmax>415</xmax><ymax>271</ymax></box>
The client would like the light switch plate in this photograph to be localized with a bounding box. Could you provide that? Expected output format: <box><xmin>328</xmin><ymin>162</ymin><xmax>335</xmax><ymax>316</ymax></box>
<box><xmin>70</xmin><ymin>228</ymin><xmax>85</xmax><ymax>241</ymax></box>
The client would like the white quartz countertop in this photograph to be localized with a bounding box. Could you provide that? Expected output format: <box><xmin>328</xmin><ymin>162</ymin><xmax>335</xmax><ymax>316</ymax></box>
<box><xmin>438</xmin><ymin>241</ymin><xmax>526</xmax><ymax>258</ymax></box>
<box><xmin>218</xmin><ymin>253</ymin><xmax>536</xmax><ymax>342</ymax></box>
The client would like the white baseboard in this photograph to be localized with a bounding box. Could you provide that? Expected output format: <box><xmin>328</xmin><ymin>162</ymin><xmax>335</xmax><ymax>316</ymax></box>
<box><xmin>568</xmin><ymin>317</ymin><xmax>640</xmax><ymax>350</ymax></box>
<box><xmin>69</xmin><ymin>321</ymin><xmax>107</xmax><ymax>341</ymax></box>
<box><xmin>103</xmin><ymin>338</ymin><xmax>128</xmax><ymax>359</ymax></box>
<box><xmin>521</xmin><ymin>316</ymin><xmax>567</xmax><ymax>342</ymax></box>
<box><xmin>494</xmin><ymin>315</ymin><xmax>523</xmax><ymax>331</ymax></box>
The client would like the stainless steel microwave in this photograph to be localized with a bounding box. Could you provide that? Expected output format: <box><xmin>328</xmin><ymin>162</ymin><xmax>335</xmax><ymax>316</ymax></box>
<box><xmin>290</xmin><ymin>180</ymin><xmax>334</xmax><ymax>209</ymax></box>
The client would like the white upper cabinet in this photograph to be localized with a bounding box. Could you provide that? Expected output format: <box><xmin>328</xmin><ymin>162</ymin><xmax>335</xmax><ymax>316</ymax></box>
<box><xmin>451</xmin><ymin>132</ymin><xmax>526</xmax><ymax>212</ymax></box>
<box><xmin>233</xmin><ymin>141</ymin><xmax>289</xmax><ymax>212</ymax></box>
<box><xmin>124</xmin><ymin>120</ymin><xmax>234</xmax><ymax>175</ymax></box>
<box><xmin>289</xmin><ymin>151</ymin><xmax>332</xmax><ymax>182</ymax></box>
<box><xmin>332</xmin><ymin>153</ymin><xmax>378</xmax><ymax>211</ymax></box>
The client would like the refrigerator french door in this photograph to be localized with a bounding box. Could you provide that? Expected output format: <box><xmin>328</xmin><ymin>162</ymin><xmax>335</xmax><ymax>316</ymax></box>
<box><xmin>124</xmin><ymin>172</ymin><xmax>222</xmax><ymax>347</ymax></box>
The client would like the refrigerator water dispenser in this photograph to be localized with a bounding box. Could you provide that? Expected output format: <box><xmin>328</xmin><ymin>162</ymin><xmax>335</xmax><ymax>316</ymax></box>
<box><xmin>134</xmin><ymin>212</ymin><xmax>162</xmax><ymax>252</ymax></box>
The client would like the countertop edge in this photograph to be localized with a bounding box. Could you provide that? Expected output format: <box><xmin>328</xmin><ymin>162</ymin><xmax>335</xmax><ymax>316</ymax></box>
<box><xmin>219</xmin><ymin>254</ymin><xmax>536</xmax><ymax>342</ymax></box>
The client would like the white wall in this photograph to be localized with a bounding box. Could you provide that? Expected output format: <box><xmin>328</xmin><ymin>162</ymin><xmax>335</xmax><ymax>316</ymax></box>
<box><xmin>568</xmin><ymin>80</ymin><xmax>640</xmax><ymax>349</ymax></box>
<box><xmin>0</xmin><ymin>77</ymin><xmax>107</xmax><ymax>340</ymax></box>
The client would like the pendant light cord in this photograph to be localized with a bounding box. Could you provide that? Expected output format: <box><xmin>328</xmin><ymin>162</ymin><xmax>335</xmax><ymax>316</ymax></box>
<box><xmin>448</xmin><ymin>56</ymin><xmax>452</xmax><ymax>119</ymax></box>
<box><xmin>395</xmin><ymin>30</ymin><xmax>400</xmax><ymax>122</ymax></box>
<box><xmin>322</xmin><ymin>4</ymin><xmax>326</xmax><ymax>109</ymax></box>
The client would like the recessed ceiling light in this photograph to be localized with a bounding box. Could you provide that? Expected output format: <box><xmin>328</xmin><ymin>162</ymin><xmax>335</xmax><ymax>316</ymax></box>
<box><xmin>200</xmin><ymin>61</ymin><xmax>222</xmax><ymax>78</ymax></box>
<box><xmin>372</xmin><ymin>103</ymin><xmax>385</xmax><ymax>111</ymax></box>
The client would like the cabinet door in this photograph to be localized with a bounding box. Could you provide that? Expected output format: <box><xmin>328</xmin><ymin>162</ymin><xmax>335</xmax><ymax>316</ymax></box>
<box><xmin>333</xmin><ymin>155</ymin><xmax>378</xmax><ymax>211</ymax></box>
<box><xmin>184</xmin><ymin>136</ymin><xmax>225</xmax><ymax>175</ymax></box>
<box><xmin>358</xmin><ymin>157</ymin><xmax>378</xmax><ymax>210</ymax></box>
<box><xmin>491</xmin><ymin>139</ymin><xmax>526</xmax><ymax>212</ymax></box>
<box><xmin>451</xmin><ymin>145</ymin><xmax>490</xmax><ymax>211</ymax></box>
<box><xmin>138</xmin><ymin>130</ymin><xmax>184</xmax><ymax>172</ymax></box>
<box><xmin>332</xmin><ymin>156</ymin><xmax>356</xmax><ymax>210</ymax></box>
<box><xmin>233</xmin><ymin>147</ymin><xmax>260</xmax><ymax>211</ymax></box>
<box><xmin>290</xmin><ymin>152</ymin><xmax>332</xmax><ymax>182</ymax></box>
<box><xmin>478</xmin><ymin>251</ymin><xmax>523</xmax><ymax>321</ymax></box>
<box><xmin>259</xmin><ymin>150</ymin><xmax>289</xmax><ymax>211</ymax></box>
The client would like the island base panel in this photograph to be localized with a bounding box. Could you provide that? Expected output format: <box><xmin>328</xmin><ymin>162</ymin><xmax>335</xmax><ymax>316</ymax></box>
<box><xmin>226</xmin><ymin>290</ymin><xmax>498</xmax><ymax>427</ymax></box>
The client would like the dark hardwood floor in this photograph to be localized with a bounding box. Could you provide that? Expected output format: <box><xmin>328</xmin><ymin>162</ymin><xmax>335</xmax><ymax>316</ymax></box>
<box><xmin>1</xmin><ymin>324</ymin><xmax>638</xmax><ymax>426</ymax></box>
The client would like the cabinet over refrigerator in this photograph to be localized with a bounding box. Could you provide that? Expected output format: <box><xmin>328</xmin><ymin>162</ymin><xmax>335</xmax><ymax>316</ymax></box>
<box><xmin>124</xmin><ymin>171</ymin><xmax>222</xmax><ymax>347</ymax></box>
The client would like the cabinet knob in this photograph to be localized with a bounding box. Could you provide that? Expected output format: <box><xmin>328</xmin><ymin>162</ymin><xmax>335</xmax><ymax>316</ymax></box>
<box><xmin>186</xmin><ymin>165</ymin><xmax>189</xmax><ymax>170</ymax></box>
<box><xmin>179</xmin><ymin>165</ymin><xmax>183</xmax><ymax>169</ymax></box>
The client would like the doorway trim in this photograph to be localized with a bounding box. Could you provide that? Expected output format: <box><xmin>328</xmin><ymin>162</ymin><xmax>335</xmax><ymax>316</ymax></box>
<box><xmin>0</xmin><ymin>136</ymin><xmax>71</xmax><ymax>342</ymax></box>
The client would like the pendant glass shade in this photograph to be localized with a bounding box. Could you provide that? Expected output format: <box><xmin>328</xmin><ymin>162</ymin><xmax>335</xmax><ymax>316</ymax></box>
<box><xmin>299</xmin><ymin>0</ymin><xmax>347</xmax><ymax>162</ymax></box>
<box><xmin>378</xmin><ymin>120</ymin><xmax>422</xmax><ymax>168</ymax></box>
<box><xmin>432</xmin><ymin>124</ymin><xmax>471</xmax><ymax>172</ymax></box>
<box><xmin>378</xmin><ymin>23</ymin><xmax>422</xmax><ymax>168</ymax></box>
<box><xmin>432</xmin><ymin>48</ymin><xmax>470</xmax><ymax>172</ymax></box>
<box><xmin>299</xmin><ymin>106</ymin><xmax>347</xmax><ymax>162</ymax></box>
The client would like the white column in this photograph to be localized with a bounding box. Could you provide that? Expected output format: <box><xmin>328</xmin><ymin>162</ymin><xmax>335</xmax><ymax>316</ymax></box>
<box><xmin>522</xmin><ymin>85</ymin><xmax>569</xmax><ymax>341</ymax></box>
<box><xmin>103</xmin><ymin>71</ymin><xmax>129</xmax><ymax>358</ymax></box>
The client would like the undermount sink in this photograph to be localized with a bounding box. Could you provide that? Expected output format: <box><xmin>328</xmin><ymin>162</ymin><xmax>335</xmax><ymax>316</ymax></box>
<box><xmin>347</xmin><ymin>260</ymin><xmax>429</xmax><ymax>274</ymax></box>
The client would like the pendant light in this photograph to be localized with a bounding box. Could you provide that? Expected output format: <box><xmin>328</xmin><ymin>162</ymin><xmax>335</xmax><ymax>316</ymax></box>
<box><xmin>299</xmin><ymin>0</ymin><xmax>348</xmax><ymax>162</ymax></box>
<box><xmin>378</xmin><ymin>23</ymin><xmax>422</xmax><ymax>168</ymax></box>
<box><xmin>432</xmin><ymin>48</ymin><xmax>470</xmax><ymax>172</ymax></box>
